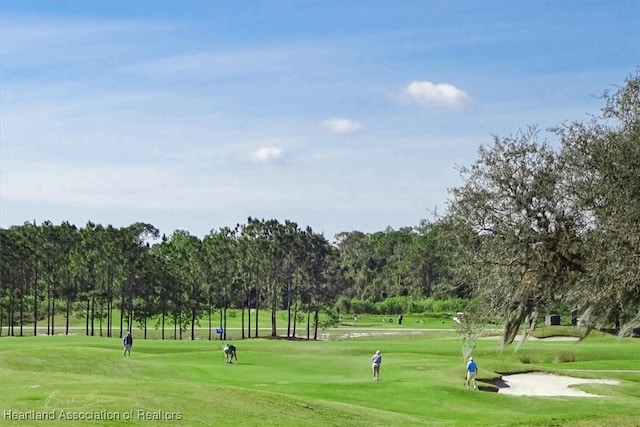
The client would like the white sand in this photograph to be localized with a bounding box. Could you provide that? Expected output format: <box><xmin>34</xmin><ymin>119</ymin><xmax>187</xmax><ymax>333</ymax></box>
<box><xmin>497</xmin><ymin>372</ymin><xmax>620</xmax><ymax>397</ymax></box>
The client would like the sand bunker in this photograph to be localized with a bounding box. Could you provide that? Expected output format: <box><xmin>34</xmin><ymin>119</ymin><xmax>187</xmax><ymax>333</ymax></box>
<box><xmin>317</xmin><ymin>330</ymin><xmax>426</xmax><ymax>340</ymax></box>
<box><xmin>479</xmin><ymin>335</ymin><xmax>579</xmax><ymax>342</ymax></box>
<box><xmin>496</xmin><ymin>372</ymin><xmax>619</xmax><ymax>397</ymax></box>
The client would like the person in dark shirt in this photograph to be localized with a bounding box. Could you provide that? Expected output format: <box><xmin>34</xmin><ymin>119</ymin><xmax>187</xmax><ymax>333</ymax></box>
<box><xmin>224</xmin><ymin>343</ymin><xmax>237</xmax><ymax>363</ymax></box>
<box><xmin>123</xmin><ymin>331</ymin><xmax>133</xmax><ymax>358</ymax></box>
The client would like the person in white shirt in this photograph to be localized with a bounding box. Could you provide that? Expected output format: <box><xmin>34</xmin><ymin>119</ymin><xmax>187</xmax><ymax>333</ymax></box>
<box><xmin>371</xmin><ymin>350</ymin><xmax>382</xmax><ymax>381</ymax></box>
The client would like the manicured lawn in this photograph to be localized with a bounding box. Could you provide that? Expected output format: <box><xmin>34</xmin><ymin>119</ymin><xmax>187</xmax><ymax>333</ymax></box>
<box><xmin>1</xmin><ymin>329</ymin><xmax>638</xmax><ymax>426</ymax></box>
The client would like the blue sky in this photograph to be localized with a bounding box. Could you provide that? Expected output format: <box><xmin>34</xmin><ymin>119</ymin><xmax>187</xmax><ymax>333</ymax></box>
<box><xmin>1</xmin><ymin>1</ymin><xmax>638</xmax><ymax>240</ymax></box>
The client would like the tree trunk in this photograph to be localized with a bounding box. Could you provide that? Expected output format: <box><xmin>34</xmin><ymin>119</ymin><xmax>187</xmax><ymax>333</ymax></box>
<box><xmin>502</xmin><ymin>307</ymin><xmax>528</xmax><ymax>347</ymax></box>
<box><xmin>246</xmin><ymin>291</ymin><xmax>251</xmax><ymax>338</ymax></box>
<box><xmin>292</xmin><ymin>302</ymin><xmax>298</xmax><ymax>338</ymax></box>
<box><xmin>32</xmin><ymin>276</ymin><xmax>38</xmax><ymax>336</ymax></box>
<box><xmin>241</xmin><ymin>303</ymin><xmax>246</xmax><ymax>340</ymax></box>
<box><xmin>173</xmin><ymin>313</ymin><xmax>177</xmax><ymax>340</ymax></box>
<box><xmin>219</xmin><ymin>310</ymin><xmax>223</xmax><ymax>341</ymax></box>
<box><xmin>271</xmin><ymin>300</ymin><xmax>277</xmax><ymax>337</ymax></box>
<box><xmin>223</xmin><ymin>306</ymin><xmax>227</xmax><ymax>341</ymax></box>
<box><xmin>9</xmin><ymin>291</ymin><xmax>15</xmax><ymax>336</ymax></box>
<box><xmin>19</xmin><ymin>288</ymin><xmax>24</xmax><ymax>337</ymax></box>
<box><xmin>65</xmin><ymin>295</ymin><xmax>70</xmax><ymax>335</ymax></box>
<box><xmin>47</xmin><ymin>281</ymin><xmax>52</xmax><ymax>335</ymax></box>
<box><xmin>191</xmin><ymin>310</ymin><xmax>196</xmax><ymax>341</ymax></box>
<box><xmin>255</xmin><ymin>291</ymin><xmax>260</xmax><ymax>338</ymax></box>
<box><xmin>161</xmin><ymin>310</ymin><xmax>165</xmax><ymax>340</ymax></box>
<box><xmin>85</xmin><ymin>299</ymin><xmax>90</xmax><ymax>336</ymax></box>
<box><xmin>208</xmin><ymin>299</ymin><xmax>212</xmax><ymax>341</ymax></box>
<box><xmin>107</xmin><ymin>269</ymin><xmax>113</xmax><ymax>338</ymax></box>
<box><xmin>286</xmin><ymin>279</ymin><xmax>292</xmax><ymax>338</ymax></box>
<box><xmin>107</xmin><ymin>299</ymin><xmax>111</xmax><ymax>338</ymax></box>
<box><xmin>90</xmin><ymin>296</ymin><xmax>95</xmax><ymax>336</ymax></box>
<box><xmin>119</xmin><ymin>292</ymin><xmax>125</xmax><ymax>337</ymax></box>
<box><xmin>313</xmin><ymin>308</ymin><xmax>319</xmax><ymax>340</ymax></box>
<box><xmin>271</xmin><ymin>270</ymin><xmax>278</xmax><ymax>337</ymax></box>
<box><xmin>50</xmin><ymin>295</ymin><xmax>55</xmax><ymax>335</ymax></box>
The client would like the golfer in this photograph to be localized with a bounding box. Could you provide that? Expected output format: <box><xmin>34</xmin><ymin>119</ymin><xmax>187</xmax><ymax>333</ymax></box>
<box><xmin>123</xmin><ymin>331</ymin><xmax>133</xmax><ymax>358</ymax></box>
<box><xmin>371</xmin><ymin>350</ymin><xmax>382</xmax><ymax>381</ymax></box>
<box><xmin>224</xmin><ymin>343</ymin><xmax>237</xmax><ymax>363</ymax></box>
<box><xmin>466</xmin><ymin>356</ymin><xmax>478</xmax><ymax>389</ymax></box>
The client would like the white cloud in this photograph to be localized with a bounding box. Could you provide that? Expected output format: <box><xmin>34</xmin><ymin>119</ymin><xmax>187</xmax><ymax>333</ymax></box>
<box><xmin>322</xmin><ymin>118</ymin><xmax>362</xmax><ymax>134</ymax></box>
<box><xmin>0</xmin><ymin>160</ymin><xmax>297</xmax><ymax>214</ymax></box>
<box><xmin>402</xmin><ymin>81</ymin><xmax>471</xmax><ymax>108</ymax></box>
<box><xmin>249</xmin><ymin>146</ymin><xmax>284</xmax><ymax>163</ymax></box>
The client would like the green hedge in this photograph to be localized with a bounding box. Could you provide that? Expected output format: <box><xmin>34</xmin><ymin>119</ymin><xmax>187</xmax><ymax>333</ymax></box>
<box><xmin>335</xmin><ymin>296</ymin><xmax>469</xmax><ymax>315</ymax></box>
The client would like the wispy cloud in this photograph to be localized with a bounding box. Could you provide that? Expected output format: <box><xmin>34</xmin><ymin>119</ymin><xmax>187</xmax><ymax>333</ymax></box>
<box><xmin>0</xmin><ymin>17</ymin><xmax>175</xmax><ymax>68</ymax></box>
<box><xmin>1</xmin><ymin>160</ymin><xmax>296</xmax><ymax>212</ymax></box>
<box><xmin>401</xmin><ymin>81</ymin><xmax>471</xmax><ymax>109</ymax></box>
<box><xmin>119</xmin><ymin>50</ymin><xmax>284</xmax><ymax>81</ymax></box>
<box><xmin>322</xmin><ymin>118</ymin><xmax>362</xmax><ymax>134</ymax></box>
<box><xmin>249</xmin><ymin>146</ymin><xmax>284</xmax><ymax>163</ymax></box>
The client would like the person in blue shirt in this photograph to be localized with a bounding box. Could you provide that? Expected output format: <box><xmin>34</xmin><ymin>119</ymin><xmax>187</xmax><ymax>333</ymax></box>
<box><xmin>466</xmin><ymin>357</ymin><xmax>478</xmax><ymax>390</ymax></box>
<box><xmin>123</xmin><ymin>331</ymin><xmax>133</xmax><ymax>358</ymax></box>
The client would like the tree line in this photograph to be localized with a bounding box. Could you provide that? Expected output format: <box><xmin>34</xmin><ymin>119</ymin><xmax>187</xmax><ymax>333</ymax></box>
<box><xmin>1</xmin><ymin>72</ymin><xmax>638</xmax><ymax>346</ymax></box>
<box><xmin>0</xmin><ymin>218</ymin><xmax>454</xmax><ymax>340</ymax></box>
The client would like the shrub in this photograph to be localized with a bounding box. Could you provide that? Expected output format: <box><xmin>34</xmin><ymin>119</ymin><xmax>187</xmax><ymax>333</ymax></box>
<box><xmin>410</xmin><ymin>298</ymin><xmax>434</xmax><ymax>313</ymax></box>
<box><xmin>555</xmin><ymin>351</ymin><xmax>577</xmax><ymax>363</ymax></box>
<box><xmin>374</xmin><ymin>296</ymin><xmax>408</xmax><ymax>314</ymax></box>
<box><xmin>330</xmin><ymin>296</ymin><xmax>470</xmax><ymax>315</ymax></box>
<box><xmin>350</xmin><ymin>298</ymin><xmax>376</xmax><ymax>315</ymax></box>
<box><xmin>432</xmin><ymin>298</ymin><xmax>468</xmax><ymax>313</ymax></box>
<box><xmin>333</xmin><ymin>296</ymin><xmax>352</xmax><ymax>315</ymax></box>
<box><xmin>519</xmin><ymin>354</ymin><xmax>539</xmax><ymax>364</ymax></box>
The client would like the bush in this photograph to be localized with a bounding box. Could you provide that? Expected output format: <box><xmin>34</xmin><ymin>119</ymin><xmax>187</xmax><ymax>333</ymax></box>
<box><xmin>409</xmin><ymin>298</ymin><xmax>434</xmax><ymax>313</ymax></box>
<box><xmin>332</xmin><ymin>296</ymin><xmax>470</xmax><ymax>315</ymax></box>
<box><xmin>519</xmin><ymin>354</ymin><xmax>539</xmax><ymax>364</ymax></box>
<box><xmin>555</xmin><ymin>351</ymin><xmax>577</xmax><ymax>363</ymax></box>
<box><xmin>350</xmin><ymin>299</ymin><xmax>376</xmax><ymax>315</ymax></box>
<box><xmin>333</xmin><ymin>296</ymin><xmax>352</xmax><ymax>315</ymax></box>
<box><xmin>374</xmin><ymin>296</ymin><xmax>408</xmax><ymax>314</ymax></box>
<box><xmin>432</xmin><ymin>298</ymin><xmax>468</xmax><ymax>313</ymax></box>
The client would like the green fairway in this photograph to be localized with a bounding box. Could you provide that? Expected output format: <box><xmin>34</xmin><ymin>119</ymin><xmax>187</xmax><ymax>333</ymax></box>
<box><xmin>1</xmin><ymin>331</ymin><xmax>639</xmax><ymax>426</ymax></box>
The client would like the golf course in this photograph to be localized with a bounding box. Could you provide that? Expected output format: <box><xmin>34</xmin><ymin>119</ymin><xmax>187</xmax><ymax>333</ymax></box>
<box><xmin>2</xmin><ymin>2</ymin><xmax>638</xmax><ymax>426</ymax></box>
<box><xmin>1</xmin><ymin>314</ymin><xmax>639</xmax><ymax>426</ymax></box>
